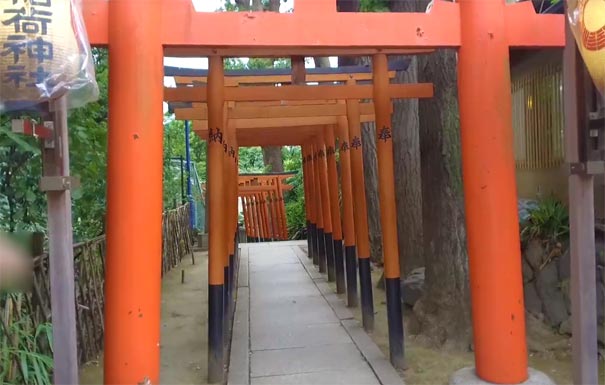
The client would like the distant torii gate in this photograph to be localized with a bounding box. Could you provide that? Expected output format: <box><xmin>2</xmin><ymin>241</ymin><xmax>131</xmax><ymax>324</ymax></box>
<box><xmin>79</xmin><ymin>1</ymin><xmax>565</xmax><ymax>384</ymax></box>
<box><xmin>238</xmin><ymin>173</ymin><xmax>295</xmax><ymax>242</ymax></box>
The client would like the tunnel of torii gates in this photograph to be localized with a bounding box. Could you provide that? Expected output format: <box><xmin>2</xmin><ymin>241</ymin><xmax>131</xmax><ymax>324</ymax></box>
<box><xmin>238</xmin><ymin>173</ymin><xmax>295</xmax><ymax>242</ymax></box>
<box><xmin>77</xmin><ymin>0</ymin><xmax>566</xmax><ymax>384</ymax></box>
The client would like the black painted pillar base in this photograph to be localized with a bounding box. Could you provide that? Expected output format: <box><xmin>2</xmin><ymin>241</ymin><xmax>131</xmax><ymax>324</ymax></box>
<box><xmin>325</xmin><ymin>232</ymin><xmax>335</xmax><ymax>281</ymax></box>
<box><xmin>208</xmin><ymin>284</ymin><xmax>224</xmax><ymax>384</ymax></box>
<box><xmin>386</xmin><ymin>277</ymin><xmax>405</xmax><ymax>370</ymax></box>
<box><xmin>312</xmin><ymin>225</ymin><xmax>319</xmax><ymax>265</ymax></box>
<box><xmin>306</xmin><ymin>220</ymin><xmax>313</xmax><ymax>258</ymax></box>
<box><xmin>317</xmin><ymin>228</ymin><xmax>325</xmax><ymax>271</ymax></box>
<box><xmin>345</xmin><ymin>245</ymin><xmax>358</xmax><ymax>307</ymax></box>
<box><xmin>223</xmin><ymin>265</ymin><xmax>230</xmax><ymax>334</ymax></box>
<box><xmin>229</xmin><ymin>253</ymin><xmax>235</xmax><ymax>303</ymax></box>
<box><xmin>333</xmin><ymin>239</ymin><xmax>345</xmax><ymax>294</ymax></box>
<box><xmin>358</xmin><ymin>258</ymin><xmax>374</xmax><ymax>332</ymax></box>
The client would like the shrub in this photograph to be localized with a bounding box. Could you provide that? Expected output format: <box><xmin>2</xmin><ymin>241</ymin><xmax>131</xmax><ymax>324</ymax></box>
<box><xmin>520</xmin><ymin>197</ymin><xmax>569</xmax><ymax>242</ymax></box>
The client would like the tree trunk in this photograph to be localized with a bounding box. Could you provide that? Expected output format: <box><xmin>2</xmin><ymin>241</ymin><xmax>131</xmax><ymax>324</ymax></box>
<box><xmin>262</xmin><ymin>147</ymin><xmax>284</xmax><ymax>172</ymax></box>
<box><xmin>361</xmin><ymin>119</ymin><xmax>383</xmax><ymax>265</ymax></box>
<box><xmin>388</xmin><ymin>0</ymin><xmax>424</xmax><ymax>277</ymax></box>
<box><xmin>235</xmin><ymin>0</ymin><xmax>284</xmax><ymax>171</ymax></box>
<box><xmin>413</xmin><ymin>46</ymin><xmax>471</xmax><ymax>349</ymax></box>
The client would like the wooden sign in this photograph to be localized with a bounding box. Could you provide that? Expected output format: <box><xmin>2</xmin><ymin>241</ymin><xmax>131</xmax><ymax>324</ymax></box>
<box><xmin>0</xmin><ymin>0</ymin><xmax>81</xmax><ymax>107</ymax></box>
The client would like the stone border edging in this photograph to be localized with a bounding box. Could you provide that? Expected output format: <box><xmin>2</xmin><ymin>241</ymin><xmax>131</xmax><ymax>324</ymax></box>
<box><xmin>293</xmin><ymin>245</ymin><xmax>406</xmax><ymax>385</ymax></box>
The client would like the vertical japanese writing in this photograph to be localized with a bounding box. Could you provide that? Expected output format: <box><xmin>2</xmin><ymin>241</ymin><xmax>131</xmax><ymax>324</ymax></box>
<box><xmin>351</xmin><ymin>136</ymin><xmax>362</xmax><ymax>150</ymax></box>
<box><xmin>208</xmin><ymin>128</ymin><xmax>223</xmax><ymax>143</ymax></box>
<box><xmin>378</xmin><ymin>126</ymin><xmax>392</xmax><ymax>142</ymax></box>
<box><xmin>1</xmin><ymin>0</ymin><xmax>54</xmax><ymax>91</ymax></box>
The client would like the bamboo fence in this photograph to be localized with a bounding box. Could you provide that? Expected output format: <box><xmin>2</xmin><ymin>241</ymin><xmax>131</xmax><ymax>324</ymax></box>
<box><xmin>0</xmin><ymin>204</ymin><xmax>194</xmax><ymax>377</ymax></box>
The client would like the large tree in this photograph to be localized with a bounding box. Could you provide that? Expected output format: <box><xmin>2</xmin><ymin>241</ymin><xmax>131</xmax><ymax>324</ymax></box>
<box><xmin>232</xmin><ymin>0</ymin><xmax>285</xmax><ymax>173</ymax></box>
<box><xmin>338</xmin><ymin>0</ymin><xmax>424</xmax><ymax>277</ymax></box>
<box><xmin>387</xmin><ymin>0</ymin><xmax>424</xmax><ymax>275</ymax></box>
<box><xmin>413</xmin><ymin>40</ymin><xmax>471</xmax><ymax>348</ymax></box>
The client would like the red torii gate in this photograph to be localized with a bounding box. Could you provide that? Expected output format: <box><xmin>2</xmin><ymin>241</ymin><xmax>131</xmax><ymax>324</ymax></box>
<box><xmin>79</xmin><ymin>1</ymin><xmax>564</xmax><ymax>384</ymax></box>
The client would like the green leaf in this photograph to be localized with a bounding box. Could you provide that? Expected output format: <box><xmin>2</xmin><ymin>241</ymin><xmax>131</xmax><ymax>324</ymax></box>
<box><xmin>19</xmin><ymin>351</ymin><xmax>29</xmax><ymax>383</ymax></box>
<box><xmin>32</xmin><ymin>355</ymin><xmax>43</xmax><ymax>385</ymax></box>
<box><xmin>25</xmin><ymin>190</ymin><xmax>36</xmax><ymax>203</ymax></box>
<box><xmin>1</xmin><ymin>129</ymin><xmax>39</xmax><ymax>154</ymax></box>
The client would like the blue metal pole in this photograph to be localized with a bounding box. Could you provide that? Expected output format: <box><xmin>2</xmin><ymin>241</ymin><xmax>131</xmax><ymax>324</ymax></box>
<box><xmin>185</xmin><ymin>120</ymin><xmax>195</xmax><ymax>229</ymax></box>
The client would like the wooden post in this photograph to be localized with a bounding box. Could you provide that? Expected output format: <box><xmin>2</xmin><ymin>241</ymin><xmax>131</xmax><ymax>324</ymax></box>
<box><xmin>346</xmin><ymin>89</ymin><xmax>374</xmax><ymax>332</ymax></box>
<box><xmin>254</xmin><ymin>194</ymin><xmax>261</xmax><ymax>242</ymax></box>
<box><xmin>325</xmin><ymin>125</ymin><xmax>346</xmax><ymax>294</ymax></box>
<box><xmin>207</xmin><ymin>55</ymin><xmax>226</xmax><ymax>384</ymax></box>
<box><xmin>105</xmin><ymin>0</ymin><xmax>163</xmax><ymax>382</ymax></box>
<box><xmin>230</xmin><ymin>124</ymin><xmax>239</xmax><ymax>311</ymax></box>
<box><xmin>277</xmin><ymin>178</ymin><xmax>288</xmax><ymax>240</ymax></box>
<box><xmin>458</xmin><ymin>1</ymin><xmax>527</xmax><ymax>382</ymax></box>
<box><xmin>270</xmin><ymin>184</ymin><xmax>280</xmax><ymax>240</ymax></box>
<box><xmin>337</xmin><ymin>114</ymin><xmax>359</xmax><ymax>307</ymax></box>
<box><xmin>563</xmin><ymin>10</ymin><xmax>599</xmax><ymax>384</ymax></box>
<box><xmin>224</xmin><ymin>115</ymin><xmax>234</xmax><ymax>333</ymax></box>
<box><xmin>241</xmin><ymin>196</ymin><xmax>249</xmax><ymax>242</ymax></box>
<box><xmin>246</xmin><ymin>194</ymin><xmax>258</xmax><ymax>242</ymax></box>
<box><xmin>372</xmin><ymin>54</ymin><xmax>404</xmax><ymax>369</ymax></box>
<box><xmin>313</xmin><ymin>144</ymin><xmax>326</xmax><ymax>269</ymax></box>
<box><xmin>43</xmin><ymin>97</ymin><xmax>78</xmax><ymax>385</ymax></box>
<box><xmin>317</xmin><ymin>135</ymin><xmax>334</xmax><ymax>277</ymax></box>
<box><xmin>260</xmin><ymin>192</ymin><xmax>270</xmax><ymax>241</ymax></box>
<box><xmin>302</xmin><ymin>145</ymin><xmax>315</xmax><ymax>257</ymax></box>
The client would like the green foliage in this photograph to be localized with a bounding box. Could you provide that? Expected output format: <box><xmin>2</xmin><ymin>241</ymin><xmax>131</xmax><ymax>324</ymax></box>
<box><xmin>521</xmin><ymin>197</ymin><xmax>569</xmax><ymax>242</ymax></box>
<box><xmin>282</xmin><ymin>146</ymin><xmax>306</xmax><ymax>239</ymax></box>
<box><xmin>68</xmin><ymin>48</ymin><xmax>109</xmax><ymax>240</ymax></box>
<box><xmin>239</xmin><ymin>147</ymin><xmax>265</xmax><ymax>173</ymax></box>
<box><xmin>360</xmin><ymin>0</ymin><xmax>389</xmax><ymax>12</ymax></box>
<box><xmin>0</xmin><ymin>295</ymin><xmax>53</xmax><ymax>385</ymax></box>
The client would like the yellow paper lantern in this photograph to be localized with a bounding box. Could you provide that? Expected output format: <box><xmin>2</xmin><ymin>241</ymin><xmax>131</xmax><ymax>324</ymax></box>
<box><xmin>567</xmin><ymin>0</ymin><xmax>605</xmax><ymax>95</ymax></box>
<box><xmin>0</xmin><ymin>0</ymin><xmax>83</xmax><ymax>108</ymax></box>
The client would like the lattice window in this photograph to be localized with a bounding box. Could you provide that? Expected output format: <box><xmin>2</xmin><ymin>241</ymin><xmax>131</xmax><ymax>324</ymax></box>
<box><xmin>512</xmin><ymin>63</ymin><xmax>565</xmax><ymax>169</ymax></box>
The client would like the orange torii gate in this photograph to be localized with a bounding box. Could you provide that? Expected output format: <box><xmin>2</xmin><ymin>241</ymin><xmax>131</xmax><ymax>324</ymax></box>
<box><xmin>238</xmin><ymin>175</ymin><xmax>294</xmax><ymax>242</ymax></box>
<box><xmin>166</xmin><ymin>65</ymin><xmax>430</xmax><ymax>351</ymax></box>
<box><xmin>79</xmin><ymin>1</ymin><xmax>565</xmax><ymax>384</ymax></box>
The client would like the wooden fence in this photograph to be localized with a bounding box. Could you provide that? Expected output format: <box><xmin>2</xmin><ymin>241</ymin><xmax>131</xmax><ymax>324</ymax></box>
<box><xmin>0</xmin><ymin>204</ymin><xmax>194</xmax><ymax>374</ymax></box>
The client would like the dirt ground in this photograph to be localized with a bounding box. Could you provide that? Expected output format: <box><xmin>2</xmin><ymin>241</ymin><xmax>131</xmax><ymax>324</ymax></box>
<box><xmin>336</xmin><ymin>267</ymin><xmax>604</xmax><ymax>385</ymax></box>
<box><xmin>79</xmin><ymin>251</ymin><xmax>209</xmax><ymax>385</ymax></box>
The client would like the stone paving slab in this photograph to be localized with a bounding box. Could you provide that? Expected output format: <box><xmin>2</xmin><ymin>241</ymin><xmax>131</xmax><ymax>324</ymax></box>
<box><xmin>251</xmin><ymin>369</ymin><xmax>381</xmax><ymax>385</ymax></box>
<box><xmin>229</xmin><ymin>242</ymin><xmax>405</xmax><ymax>385</ymax></box>
<box><xmin>251</xmin><ymin>321</ymin><xmax>350</xmax><ymax>351</ymax></box>
<box><xmin>250</xmin><ymin>343</ymin><xmax>369</xmax><ymax>377</ymax></box>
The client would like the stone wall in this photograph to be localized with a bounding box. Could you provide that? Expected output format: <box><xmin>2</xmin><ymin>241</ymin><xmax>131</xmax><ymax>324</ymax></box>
<box><xmin>522</xmin><ymin>231</ymin><xmax>604</xmax><ymax>349</ymax></box>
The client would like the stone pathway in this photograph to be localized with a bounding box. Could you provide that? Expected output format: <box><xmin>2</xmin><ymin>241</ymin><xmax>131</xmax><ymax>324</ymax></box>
<box><xmin>229</xmin><ymin>241</ymin><xmax>404</xmax><ymax>385</ymax></box>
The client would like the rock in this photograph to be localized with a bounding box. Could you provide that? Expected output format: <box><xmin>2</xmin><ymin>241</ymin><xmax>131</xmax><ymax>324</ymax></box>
<box><xmin>523</xmin><ymin>257</ymin><xmax>534</xmax><ymax>283</ymax></box>
<box><xmin>525</xmin><ymin>239</ymin><xmax>545</xmax><ymax>271</ymax></box>
<box><xmin>524</xmin><ymin>282</ymin><xmax>543</xmax><ymax>317</ymax></box>
<box><xmin>518</xmin><ymin>199</ymin><xmax>539</xmax><ymax>223</ymax></box>
<box><xmin>526</xmin><ymin>312</ymin><xmax>569</xmax><ymax>354</ymax></box>
<box><xmin>558</xmin><ymin>247</ymin><xmax>570</xmax><ymax>280</ymax></box>
<box><xmin>401</xmin><ymin>267</ymin><xmax>425</xmax><ymax>307</ymax></box>
<box><xmin>558</xmin><ymin>318</ymin><xmax>571</xmax><ymax>335</ymax></box>
<box><xmin>597</xmin><ymin>281</ymin><xmax>604</xmax><ymax>324</ymax></box>
<box><xmin>536</xmin><ymin>262</ymin><xmax>569</xmax><ymax>327</ymax></box>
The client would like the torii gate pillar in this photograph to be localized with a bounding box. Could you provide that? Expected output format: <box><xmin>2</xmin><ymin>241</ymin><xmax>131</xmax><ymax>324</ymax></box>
<box><xmin>457</xmin><ymin>0</ymin><xmax>527</xmax><ymax>383</ymax></box>
<box><xmin>104</xmin><ymin>0</ymin><xmax>164</xmax><ymax>384</ymax></box>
